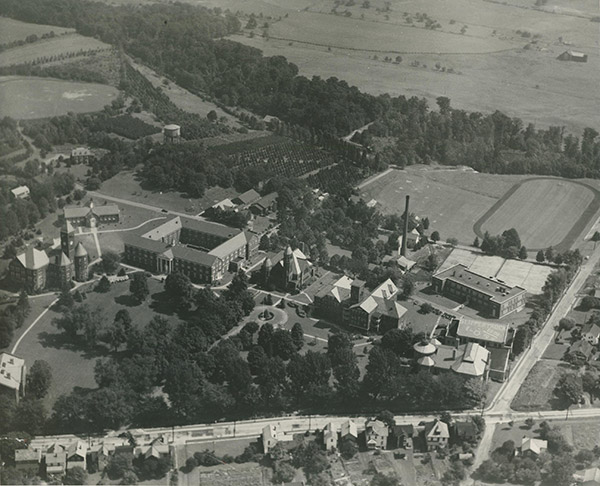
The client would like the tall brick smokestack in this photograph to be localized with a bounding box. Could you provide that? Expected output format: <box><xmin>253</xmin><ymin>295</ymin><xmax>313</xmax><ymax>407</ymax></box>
<box><xmin>401</xmin><ymin>195</ymin><xmax>410</xmax><ymax>256</ymax></box>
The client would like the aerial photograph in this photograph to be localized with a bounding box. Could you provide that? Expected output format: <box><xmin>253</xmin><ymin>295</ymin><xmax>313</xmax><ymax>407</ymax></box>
<box><xmin>0</xmin><ymin>0</ymin><xmax>598</xmax><ymax>484</ymax></box>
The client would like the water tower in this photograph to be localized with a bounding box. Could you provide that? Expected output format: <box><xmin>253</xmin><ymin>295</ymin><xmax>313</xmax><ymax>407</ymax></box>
<box><xmin>163</xmin><ymin>124</ymin><xmax>181</xmax><ymax>144</ymax></box>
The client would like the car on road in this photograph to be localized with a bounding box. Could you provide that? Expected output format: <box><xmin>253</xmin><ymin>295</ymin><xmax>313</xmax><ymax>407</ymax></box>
<box><xmin>296</xmin><ymin>307</ymin><xmax>306</xmax><ymax>317</ymax></box>
<box><xmin>287</xmin><ymin>301</ymin><xmax>297</xmax><ymax>308</ymax></box>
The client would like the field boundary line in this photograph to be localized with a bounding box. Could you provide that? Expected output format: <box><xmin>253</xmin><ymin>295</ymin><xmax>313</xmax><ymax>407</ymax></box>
<box><xmin>231</xmin><ymin>33</ymin><xmax>519</xmax><ymax>56</ymax></box>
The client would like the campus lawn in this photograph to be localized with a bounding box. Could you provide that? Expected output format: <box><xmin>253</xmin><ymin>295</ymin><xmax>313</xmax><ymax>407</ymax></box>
<box><xmin>13</xmin><ymin>278</ymin><xmax>179</xmax><ymax>409</ymax></box>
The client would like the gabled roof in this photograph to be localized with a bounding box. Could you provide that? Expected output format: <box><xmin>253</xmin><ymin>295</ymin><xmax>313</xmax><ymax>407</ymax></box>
<box><xmin>451</xmin><ymin>342</ymin><xmax>489</xmax><ymax>376</ymax></box>
<box><xmin>64</xmin><ymin>207</ymin><xmax>90</xmax><ymax>219</ymax></box>
<box><xmin>140</xmin><ymin>216</ymin><xmax>182</xmax><ymax>240</ymax></box>
<box><xmin>17</xmin><ymin>246</ymin><xmax>49</xmax><ymax>270</ymax></box>
<box><xmin>397</xmin><ymin>256</ymin><xmax>416</xmax><ymax>270</ymax></box>
<box><xmin>521</xmin><ymin>437</ymin><xmax>547</xmax><ymax>455</ymax></box>
<box><xmin>253</xmin><ymin>192</ymin><xmax>278</xmax><ymax>209</ymax></box>
<box><xmin>570</xmin><ymin>339</ymin><xmax>593</xmax><ymax>357</ymax></box>
<box><xmin>582</xmin><ymin>322</ymin><xmax>600</xmax><ymax>337</ymax></box>
<box><xmin>424</xmin><ymin>420</ymin><xmax>449</xmax><ymax>440</ymax></box>
<box><xmin>234</xmin><ymin>189</ymin><xmax>261</xmax><ymax>205</ymax></box>
<box><xmin>263</xmin><ymin>424</ymin><xmax>278</xmax><ymax>440</ymax></box>
<box><xmin>340</xmin><ymin>420</ymin><xmax>357</xmax><ymax>439</ymax></box>
<box><xmin>583</xmin><ymin>467</ymin><xmax>600</xmax><ymax>485</ymax></box>
<box><xmin>208</xmin><ymin>232</ymin><xmax>248</xmax><ymax>259</ymax></box>
<box><xmin>93</xmin><ymin>204</ymin><xmax>120</xmax><ymax>216</ymax></box>
<box><xmin>366</xmin><ymin>420</ymin><xmax>389</xmax><ymax>437</ymax></box>
<box><xmin>371</xmin><ymin>278</ymin><xmax>398</xmax><ymax>300</ymax></box>
<box><xmin>67</xmin><ymin>441</ymin><xmax>87</xmax><ymax>458</ymax></box>
<box><xmin>171</xmin><ymin>245</ymin><xmax>218</xmax><ymax>266</ymax></box>
<box><xmin>11</xmin><ymin>185</ymin><xmax>30</xmax><ymax>197</ymax></box>
<box><xmin>180</xmin><ymin>216</ymin><xmax>241</xmax><ymax>240</ymax></box>
<box><xmin>71</xmin><ymin>147</ymin><xmax>93</xmax><ymax>156</ymax></box>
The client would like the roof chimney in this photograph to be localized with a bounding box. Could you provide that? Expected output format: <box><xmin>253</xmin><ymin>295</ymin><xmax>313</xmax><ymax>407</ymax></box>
<box><xmin>401</xmin><ymin>195</ymin><xmax>410</xmax><ymax>257</ymax></box>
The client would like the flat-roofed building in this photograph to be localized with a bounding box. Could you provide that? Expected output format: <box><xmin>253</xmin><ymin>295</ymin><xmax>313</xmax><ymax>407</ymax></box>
<box><xmin>0</xmin><ymin>352</ymin><xmax>27</xmax><ymax>402</ymax></box>
<box><xmin>432</xmin><ymin>264</ymin><xmax>526</xmax><ymax>318</ymax></box>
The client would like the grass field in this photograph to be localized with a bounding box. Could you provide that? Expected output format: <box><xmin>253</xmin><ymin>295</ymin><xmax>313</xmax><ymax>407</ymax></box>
<box><xmin>0</xmin><ymin>76</ymin><xmax>119</xmax><ymax>119</ymax></box>
<box><xmin>225</xmin><ymin>0</ymin><xmax>599</xmax><ymax>133</ymax></box>
<box><xmin>13</xmin><ymin>278</ymin><xmax>177</xmax><ymax>409</ymax></box>
<box><xmin>99</xmin><ymin>169</ymin><xmax>239</xmax><ymax>215</ymax></box>
<box><xmin>0</xmin><ymin>33</ymin><xmax>110</xmax><ymax>67</ymax></box>
<box><xmin>478</xmin><ymin>178</ymin><xmax>600</xmax><ymax>251</ymax></box>
<box><xmin>0</xmin><ymin>17</ymin><xmax>74</xmax><ymax>43</ymax></box>
<box><xmin>511</xmin><ymin>360</ymin><xmax>570</xmax><ymax>411</ymax></box>
<box><xmin>360</xmin><ymin>166</ymin><xmax>521</xmax><ymax>244</ymax></box>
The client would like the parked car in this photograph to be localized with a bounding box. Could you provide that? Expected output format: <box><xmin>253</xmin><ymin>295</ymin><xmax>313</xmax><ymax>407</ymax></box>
<box><xmin>287</xmin><ymin>301</ymin><xmax>297</xmax><ymax>308</ymax></box>
<box><xmin>296</xmin><ymin>307</ymin><xmax>306</xmax><ymax>317</ymax></box>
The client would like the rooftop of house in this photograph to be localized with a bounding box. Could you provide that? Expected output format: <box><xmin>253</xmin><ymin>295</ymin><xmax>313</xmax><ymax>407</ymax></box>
<box><xmin>67</xmin><ymin>441</ymin><xmax>87</xmax><ymax>458</ymax></box>
<box><xmin>234</xmin><ymin>189</ymin><xmax>261</xmax><ymax>206</ymax></box>
<box><xmin>341</xmin><ymin>420</ymin><xmax>358</xmax><ymax>438</ymax></box>
<box><xmin>391</xmin><ymin>424</ymin><xmax>414</xmax><ymax>437</ymax></box>
<box><xmin>0</xmin><ymin>352</ymin><xmax>25</xmax><ymax>391</ymax></box>
<box><xmin>434</xmin><ymin>264</ymin><xmax>526</xmax><ymax>303</ymax></box>
<box><xmin>11</xmin><ymin>185</ymin><xmax>29</xmax><ymax>196</ymax></box>
<box><xmin>424</xmin><ymin>420</ymin><xmax>449</xmax><ymax>439</ymax></box>
<box><xmin>570</xmin><ymin>339</ymin><xmax>593</xmax><ymax>356</ymax></box>
<box><xmin>582</xmin><ymin>467</ymin><xmax>600</xmax><ymax>485</ymax></box>
<box><xmin>366</xmin><ymin>420</ymin><xmax>389</xmax><ymax>437</ymax></box>
<box><xmin>521</xmin><ymin>437</ymin><xmax>547</xmax><ymax>455</ymax></box>
<box><xmin>15</xmin><ymin>449</ymin><xmax>41</xmax><ymax>462</ymax></box>
<box><xmin>253</xmin><ymin>192</ymin><xmax>278</xmax><ymax>209</ymax></box>
<box><xmin>454</xmin><ymin>317</ymin><xmax>509</xmax><ymax>344</ymax></box>
<box><xmin>582</xmin><ymin>321</ymin><xmax>600</xmax><ymax>336</ymax></box>
<box><xmin>71</xmin><ymin>147</ymin><xmax>93</xmax><ymax>156</ymax></box>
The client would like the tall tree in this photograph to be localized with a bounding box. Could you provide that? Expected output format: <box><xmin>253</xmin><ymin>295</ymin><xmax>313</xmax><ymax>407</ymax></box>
<box><xmin>27</xmin><ymin>360</ymin><xmax>52</xmax><ymax>399</ymax></box>
<box><xmin>129</xmin><ymin>273</ymin><xmax>149</xmax><ymax>302</ymax></box>
<box><xmin>291</xmin><ymin>322</ymin><xmax>304</xmax><ymax>351</ymax></box>
<box><xmin>164</xmin><ymin>272</ymin><xmax>194</xmax><ymax>310</ymax></box>
<box><xmin>258</xmin><ymin>323</ymin><xmax>274</xmax><ymax>356</ymax></box>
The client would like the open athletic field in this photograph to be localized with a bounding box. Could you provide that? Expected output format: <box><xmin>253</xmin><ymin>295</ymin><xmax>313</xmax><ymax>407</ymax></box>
<box><xmin>361</xmin><ymin>167</ymin><xmax>600</xmax><ymax>253</ymax></box>
<box><xmin>0</xmin><ymin>76</ymin><xmax>119</xmax><ymax>119</ymax></box>
<box><xmin>359</xmin><ymin>166</ymin><xmax>521</xmax><ymax>244</ymax></box>
<box><xmin>0</xmin><ymin>16</ymin><xmax>74</xmax><ymax>43</ymax></box>
<box><xmin>476</xmin><ymin>178</ymin><xmax>600</xmax><ymax>251</ymax></box>
<box><xmin>224</xmin><ymin>0</ymin><xmax>599</xmax><ymax>133</ymax></box>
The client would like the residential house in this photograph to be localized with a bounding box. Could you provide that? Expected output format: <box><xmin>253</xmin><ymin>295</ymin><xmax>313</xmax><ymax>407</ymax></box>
<box><xmin>365</xmin><ymin>420</ymin><xmax>389</xmax><ymax>450</ymax></box>
<box><xmin>10</xmin><ymin>185</ymin><xmax>30</xmax><ymax>200</ymax></box>
<box><xmin>580</xmin><ymin>467</ymin><xmax>600</xmax><ymax>486</ymax></box>
<box><xmin>340</xmin><ymin>420</ymin><xmax>358</xmax><ymax>443</ymax></box>
<box><xmin>520</xmin><ymin>437</ymin><xmax>547</xmax><ymax>458</ymax></box>
<box><xmin>134</xmin><ymin>442</ymin><xmax>170</xmax><ymax>462</ymax></box>
<box><xmin>66</xmin><ymin>441</ymin><xmax>87</xmax><ymax>470</ymax></box>
<box><xmin>567</xmin><ymin>339</ymin><xmax>593</xmax><ymax>364</ymax></box>
<box><xmin>453</xmin><ymin>421</ymin><xmax>478</xmax><ymax>443</ymax></box>
<box><xmin>71</xmin><ymin>147</ymin><xmax>95</xmax><ymax>164</ymax></box>
<box><xmin>582</xmin><ymin>322</ymin><xmax>600</xmax><ymax>345</ymax></box>
<box><xmin>389</xmin><ymin>425</ymin><xmax>414</xmax><ymax>450</ymax></box>
<box><xmin>423</xmin><ymin>420</ymin><xmax>450</xmax><ymax>451</ymax></box>
<box><xmin>251</xmin><ymin>192</ymin><xmax>278</xmax><ymax>216</ymax></box>
<box><xmin>323</xmin><ymin>422</ymin><xmax>338</xmax><ymax>451</ymax></box>
<box><xmin>88</xmin><ymin>443</ymin><xmax>113</xmax><ymax>472</ymax></box>
<box><xmin>262</xmin><ymin>424</ymin><xmax>279</xmax><ymax>454</ymax></box>
<box><xmin>233</xmin><ymin>189</ymin><xmax>261</xmax><ymax>208</ymax></box>
<box><xmin>0</xmin><ymin>352</ymin><xmax>27</xmax><ymax>403</ymax></box>
<box><xmin>44</xmin><ymin>446</ymin><xmax>67</xmax><ymax>476</ymax></box>
<box><xmin>15</xmin><ymin>448</ymin><xmax>41</xmax><ymax>475</ymax></box>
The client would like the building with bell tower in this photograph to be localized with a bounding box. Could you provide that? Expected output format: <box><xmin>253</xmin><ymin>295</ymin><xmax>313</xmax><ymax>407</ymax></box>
<box><xmin>60</xmin><ymin>220</ymin><xmax>76</xmax><ymax>259</ymax></box>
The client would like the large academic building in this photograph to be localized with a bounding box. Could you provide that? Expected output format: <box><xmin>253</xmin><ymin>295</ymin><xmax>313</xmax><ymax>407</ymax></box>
<box><xmin>123</xmin><ymin>216</ymin><xmax>259</xmax><ymax>284</ymax></box>
<box><xmin>431</xmin><ymin>264</ymin><xmax>526</xmax><ymax>319</ymax></box>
